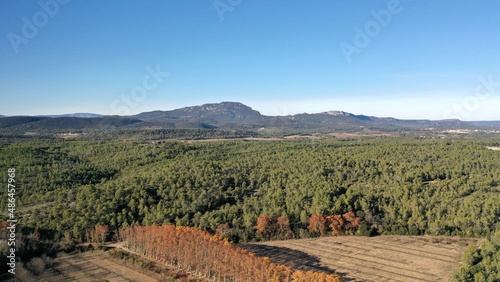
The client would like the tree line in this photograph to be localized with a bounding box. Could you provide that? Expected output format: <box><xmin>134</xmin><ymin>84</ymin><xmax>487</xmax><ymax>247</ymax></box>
<box><xmin>118</xmin><ymin>224</ymin><xmax>342</xmax><ymax>282</ymax></box>
<box><xmin>252</xmin><ymin>211</ymin><xmax>361</xmax><ymax>241</ymax></box>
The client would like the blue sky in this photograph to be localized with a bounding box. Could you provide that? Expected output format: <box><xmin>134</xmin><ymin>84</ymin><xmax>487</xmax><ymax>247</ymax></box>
<box><xmin>1</xmin><ymin>0</ymin><xmax>499</xmax><ymax>120</ymax></box>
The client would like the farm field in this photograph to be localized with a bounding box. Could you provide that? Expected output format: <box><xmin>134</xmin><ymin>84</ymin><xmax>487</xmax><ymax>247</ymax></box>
<box><xmin>241</xmin><ymin>235</ymin><xmax>480</xmax><ymax>282</ymax></box>
<box><xmin>38</xmin><ymin>251</ymin><xmax>160</xmax><ymax>282</ymax></box>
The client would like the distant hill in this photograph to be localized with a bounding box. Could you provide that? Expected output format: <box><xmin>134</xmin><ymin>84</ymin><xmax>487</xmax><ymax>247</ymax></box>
<box><xmin>40</xmin><ymin>113</ymin><xmax>103</xmax><ymax>118</ymax></box>
<box><xmin>135</xmin><ymin>102</ymin><xmax>264</xmax><ymax>122</ymax></box>
<box><xmin>466</xmin><ymin>121</ymin><xmax>500</xmax><ymax>128</ymax></box>
<box><xmin>0</xmin><ymin>116</ymin><xmax>142</xmax><ymax>133</ymax></box>
<box><xmin>1</xmin><ymin>102</ymin><xmax>499</xmax><ymax>134</ymax></box>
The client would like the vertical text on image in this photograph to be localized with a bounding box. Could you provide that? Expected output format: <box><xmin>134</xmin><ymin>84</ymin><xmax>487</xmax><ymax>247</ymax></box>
<box><xmin>6</xmin><ymin>168</ymin><xmax>17</xmax><ymax>275</ymax></box>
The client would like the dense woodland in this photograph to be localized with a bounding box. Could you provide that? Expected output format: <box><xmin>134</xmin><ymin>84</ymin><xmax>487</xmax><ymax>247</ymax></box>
<box><xmin>1</xmin><ymin>136</ymin><xmax>499</xmax><ymax>280</ymax></box>
<box><xmin>454</xmin><ymin>230</ymin><xmax>500</xmax><ymax>281</ymax></box>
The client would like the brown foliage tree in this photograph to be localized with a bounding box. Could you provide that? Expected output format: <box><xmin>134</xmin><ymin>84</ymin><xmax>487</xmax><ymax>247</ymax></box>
<box><xmin>292</xmin><ymin>270</ymin><xmax>343</xmax><ymax>282</ymax></box>
<box><xmin>307</xmin><ymin>214</ymin><xmax>327</xmax><ymax>236</ymax></box>
<box><xmin>276</xmin><ymin>216</ymin><xmax>294</xmax><ymax>240</ymax></box>
<box><xmin>308</xmin><ymin>211</ymin><xmax>361</xmax><ymax>237</ymax></box>
<box><xmin>256</xmin><ymin>214</ymin><xmax>275</xmax><ymax>240</ymax></box>
<box><xmin>327</xmin><ymin>215</ymin><xmax>344</xmax><ymax>236</ymax></box>
<box><xmin>86</xmin><ymin>225</ymin><xmax>109</xmax><ymax>244</ymax></box>
<box><xmin>342</xmin><ymin>211</ymin><xmax>361</xmax><ymax>230</ymax></box>
<box><xmin>117</xmin><ymin>225</ymin><xmax>343</xmax><ymax>282</ymax></box>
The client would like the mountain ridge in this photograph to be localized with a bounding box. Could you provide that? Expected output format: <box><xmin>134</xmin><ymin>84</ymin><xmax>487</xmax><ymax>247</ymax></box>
<box><xmin>1</xmin><ymin>101</ymin><xmax>499</xmax><ymax>134</ymax></box>
<box><xmin>2</xmin><ymin>101</ymin><xmax>498</xmax><ymax>122</ymax></box>
<box><xmin>39</xmin><ymin>113</ymin><xmax>104</xmax><ymax>118</ymax></box>
<box><xmin>134</xmin><ymin>102</ymin><xmax>264</xmax><ymax>122</ymax></box>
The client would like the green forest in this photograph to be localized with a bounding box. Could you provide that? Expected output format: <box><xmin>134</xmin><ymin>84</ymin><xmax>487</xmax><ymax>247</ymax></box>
<box><xmin>1</xmin><ymin>136</ymin><xmax>499</xmax><ymax>280</ymax></box>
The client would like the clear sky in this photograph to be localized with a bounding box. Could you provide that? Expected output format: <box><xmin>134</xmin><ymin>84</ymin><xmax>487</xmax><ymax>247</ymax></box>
<box><xmin>1</xmin><ymin>0</ymin><xmax>499</xmax><ymax>120</ymax></box>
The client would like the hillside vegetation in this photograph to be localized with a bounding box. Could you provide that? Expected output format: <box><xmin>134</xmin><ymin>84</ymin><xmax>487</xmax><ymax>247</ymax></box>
<box><xmin>1</xmin><ymin>137</ymin><xmax>499</xmax><ymax>279</ymax></box>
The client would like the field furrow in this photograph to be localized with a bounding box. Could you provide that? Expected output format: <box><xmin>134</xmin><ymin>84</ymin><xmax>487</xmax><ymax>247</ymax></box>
<box><xmin>245</xmin><ymin>235</ymin><xmax>478</xmax><ymax>282</ymax></box>
<box><xmin>363</xmin><ymin>236</ymin><xmax>463</xmax><ymax>258</ymax></box>
<box><xmin>39</xmin><ymin>252</ymin><xmax>159</xmax><ymax>282</ymax></box>
<box><xmin>283</xmin><ymin>241</ymin><xmax>438</xmax><ymax>281</ymax></box>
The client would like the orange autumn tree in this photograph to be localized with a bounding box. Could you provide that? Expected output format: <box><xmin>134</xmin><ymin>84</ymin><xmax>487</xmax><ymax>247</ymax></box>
<box><xmin>117</xmin><ymin>225</ymin><xmax>343</xmax><ymax>282</ymax></box>
<box><xmin>342</xmin><ymin>211</ymin><xmax>361</xmax><ymax>231</ymax></box>
<box><xmin>256</xmin><ymin>214</ymin><xmax>294</xmax><ymax>240</ymax></box>
<box><xmin>292</xmin><ymin>270</ymin><xmax>343</xmax><ymax>282</ymax></box>
<box><xmin>307</xmin><ymin>214</ymin><xmax>327</xmax><ymax>236</ymax></box>
<box><xmin>327</xmin><ymin>215</ymin><xmax>344</xmax><ymax>236</ymax></box>
<box><xmin>308</xmin><ymin>211</ymin><xmax>361</xmax><ymax>237</ymax></box>
<box><xmin>256</xmin><ymin>214</ymin><xmax>275</xmax><ymax>240</ymax></box>
<box><xmin>86</xmin><ymin>225</ymin><xmax>109</xmax><ymax>244</ymax></box>
<box><xmin>276</xmin><ymin>215</ymin><xmax>294</xmax><ymax>240</ymax></box>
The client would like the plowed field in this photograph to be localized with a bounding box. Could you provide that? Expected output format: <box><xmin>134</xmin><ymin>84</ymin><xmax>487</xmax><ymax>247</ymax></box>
<box><xmin>241</xmin><ymin>236</ymin><xmax>480</xmax><ymax>282</ymax></box>
<box><xmin>39</xmin><ymin>251</ymin><xmax>158</xmax><ymax>282</ymax></box>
